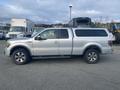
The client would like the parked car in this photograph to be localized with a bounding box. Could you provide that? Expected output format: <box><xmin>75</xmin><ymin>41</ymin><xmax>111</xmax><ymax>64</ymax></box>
<box><xmin>0</xmin><ymin>30</ymin><xmax>5</xmax><ymax>40</ymax></box>
<box><xmin>5</xmin><ymin>28</ymin><xmax>113</xmax><ymax>65</ymax></box>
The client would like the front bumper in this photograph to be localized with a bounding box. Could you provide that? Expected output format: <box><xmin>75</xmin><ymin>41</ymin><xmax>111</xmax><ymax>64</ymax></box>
<box><xmin>4</xmin><ymin>47</ymin><xmax>10</xmax><ymax>57</ymax></box>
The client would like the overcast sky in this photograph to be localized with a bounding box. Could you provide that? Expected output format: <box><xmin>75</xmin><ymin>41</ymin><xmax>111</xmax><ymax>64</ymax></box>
<box><xmin>0</xmin><ymin>0</ymin><xmax>120</xmax><ymax>23</ymax></box>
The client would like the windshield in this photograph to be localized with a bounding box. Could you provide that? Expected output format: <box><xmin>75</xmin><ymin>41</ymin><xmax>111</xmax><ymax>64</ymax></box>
<box><xmin>10</xmin><ymin>27</ymin><xmax>25</xmax><ymax>32</ymax></box>
<box><xmin>31</xmin><ymin>28</ymin><xmax>44</xmax><ymax>37</ymax></box>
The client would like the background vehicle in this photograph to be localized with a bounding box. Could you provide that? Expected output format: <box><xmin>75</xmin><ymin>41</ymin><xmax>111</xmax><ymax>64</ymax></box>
<box><xmin>68</xmin><ymin>17</ymin><xmax>95</xmax><ymax>28</ymax></box>
<box><xmin>5</xmin><ymin>28</ymin><xmax>113</xmax><ymax>65</ymax></box>
<box><xmin>0</xmin><ymin>30</ymin><xmax>5</xmax><ymax>40</ymax></box>
<box><xmin>6</xmin><ymin>18</ymin><xmax>34</xmax><ymax>39</ymax></box>
<box><xmin>110</xmin><ymin>23</ymin><xmax>120</xmax><ymax>43</ymax></box>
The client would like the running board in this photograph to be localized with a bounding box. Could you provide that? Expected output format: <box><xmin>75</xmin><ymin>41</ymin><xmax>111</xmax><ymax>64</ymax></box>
<box><xmin>32</xmin><ymin>55</ymin><xmax>71</xmax><ymax>59</ymax></box>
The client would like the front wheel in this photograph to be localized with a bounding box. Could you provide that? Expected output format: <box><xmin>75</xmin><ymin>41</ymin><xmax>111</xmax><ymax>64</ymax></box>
<box><xmin>11</xmin><ymin>49</ymin><xmax>31</xmax><ymax>65</ymax></box>
<box><xmin>84</xmin><ymin>49</ymin><xmax>100</xmax><ymax>64</ymax></box>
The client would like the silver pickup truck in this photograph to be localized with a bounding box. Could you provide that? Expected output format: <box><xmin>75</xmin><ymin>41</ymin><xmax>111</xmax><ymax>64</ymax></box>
<box><xmin>5</xmin><ymin>28</ymin><xmax>113</xmax><ymax>65</ymax></box>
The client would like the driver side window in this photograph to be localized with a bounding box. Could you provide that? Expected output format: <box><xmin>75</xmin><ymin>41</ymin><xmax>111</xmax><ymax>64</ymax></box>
<box><xmin>39</xmin><ymin>29</ymin><xmax>58</xmax><ymax>39</ymax></box>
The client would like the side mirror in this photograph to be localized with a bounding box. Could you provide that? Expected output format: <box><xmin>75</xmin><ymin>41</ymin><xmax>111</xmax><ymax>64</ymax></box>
<box><xmin>35</xmin><ymin>36</ymin><xmax>47</xmax><ymax>40</ymax></box>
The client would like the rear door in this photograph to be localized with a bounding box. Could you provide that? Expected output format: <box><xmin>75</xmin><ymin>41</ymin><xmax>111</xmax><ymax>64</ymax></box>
<box><xmin>57</xmin><ymin>29</ymin><xmax>73</xmax><ymax>55</ymax></box>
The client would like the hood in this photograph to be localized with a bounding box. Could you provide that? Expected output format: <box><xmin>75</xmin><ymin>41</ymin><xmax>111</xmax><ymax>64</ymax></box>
<box><xmin>8</xmin><ymin>37</ymin><xmax>32</xmax><ymax>44</ymax></box>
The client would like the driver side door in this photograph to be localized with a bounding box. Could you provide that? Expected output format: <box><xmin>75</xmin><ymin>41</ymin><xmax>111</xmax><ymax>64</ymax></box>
<box><xmin>33</xmin><ymin>29</ymin><xmax>59</xmax><ymax>56</ymax></box>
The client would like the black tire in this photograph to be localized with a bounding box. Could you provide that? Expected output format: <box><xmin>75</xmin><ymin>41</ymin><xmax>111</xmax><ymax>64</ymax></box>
<box><xmin>11</xmin><ymin>49</ymin><xmax>31</xmax><ymax>65</ymax></box>
<box><xmin>84</xmin><ymin>49</ymin><xmax>100</xmax><ymax>64</ymax></box>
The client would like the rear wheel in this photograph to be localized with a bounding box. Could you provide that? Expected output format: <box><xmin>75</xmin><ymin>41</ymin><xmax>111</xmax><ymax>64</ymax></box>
<box><xmin>11</xmin><ymin>49</ymin><xmax>31</xmax><ymax>65</ymax></box>
<box><xmin>84</xmin><ymin>49</ymin><xmax>99</xmax><ymax>64</ymax></box>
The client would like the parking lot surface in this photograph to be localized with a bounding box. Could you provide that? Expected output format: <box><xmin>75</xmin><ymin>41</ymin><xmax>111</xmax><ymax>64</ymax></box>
<box><xmin>0</xmin><ymin>40</ymin><xmax>120</xmax><ymax>90</ymax></box>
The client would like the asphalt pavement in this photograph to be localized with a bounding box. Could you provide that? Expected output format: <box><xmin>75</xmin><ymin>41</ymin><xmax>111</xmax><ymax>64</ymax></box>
<box><xmin>0</xmin><ymin>40</ymin><xmax>120</xmax><ymax>90</ymax></box>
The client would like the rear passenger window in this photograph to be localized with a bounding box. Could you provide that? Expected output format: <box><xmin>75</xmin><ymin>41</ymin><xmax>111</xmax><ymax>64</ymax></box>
<box><xmin>75</xmin><ymin>29</ymin><xmax>108</xmax><ymax>37</ymax></box>
<box><xmin>55</xmin><ymin>29</ymin><xmax>69</xmax><ymax>39</ymax></box>
<box><xmin>59</xmin><ymin>29</ymin><xmax>69</xmax><ymax>39</ymax></box>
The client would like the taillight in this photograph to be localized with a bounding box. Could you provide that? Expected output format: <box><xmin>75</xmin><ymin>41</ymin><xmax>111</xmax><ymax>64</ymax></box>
<box><xmin>108</xmin><ymin>40</ymin><xmax>113</xmax><ymax>46</ymax></box>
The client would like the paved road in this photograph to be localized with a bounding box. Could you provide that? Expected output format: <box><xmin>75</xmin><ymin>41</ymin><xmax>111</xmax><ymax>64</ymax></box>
<box><xmin>0</xmin><ymin>41</ymin><xmax>120</xmax><ymax>90</ymax></box>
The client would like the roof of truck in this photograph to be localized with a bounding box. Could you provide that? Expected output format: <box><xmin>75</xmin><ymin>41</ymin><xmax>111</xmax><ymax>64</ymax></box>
<box><xmin>44</xmin><ymin>27</ymin><xmax>108</xmax><ymax>30</ymax></box>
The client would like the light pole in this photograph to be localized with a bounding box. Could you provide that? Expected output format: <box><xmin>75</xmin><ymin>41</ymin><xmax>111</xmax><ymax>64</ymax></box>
<box><xmin>69</xmin><ymin>4</ymin><xmax>72</xmax><ymax>21</ymax></box>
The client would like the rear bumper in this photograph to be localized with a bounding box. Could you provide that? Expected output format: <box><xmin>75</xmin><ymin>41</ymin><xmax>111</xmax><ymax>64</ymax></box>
<box><xmin>102</xmin><ymin>47</ymin><xmax>113</xmax><ymax>54</ymax></box>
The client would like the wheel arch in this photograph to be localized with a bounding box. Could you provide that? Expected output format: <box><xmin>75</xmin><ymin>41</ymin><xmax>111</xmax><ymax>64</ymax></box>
<box><xmin>83</xmin><ymin>45</ymin><xmax>102</xmax><ymax>55</ymax></box>
<box><xmin>10</xmin><ymin>45</ymin><xmax>31</xmax><ymax>56</ymax></box>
